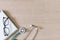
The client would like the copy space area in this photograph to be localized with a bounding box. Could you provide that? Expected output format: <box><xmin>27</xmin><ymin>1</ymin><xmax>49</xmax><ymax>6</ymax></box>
<box><xmin>0</xmin><ymin>0</ymin><xmax>60</xmax><ymax>40</ymax></box>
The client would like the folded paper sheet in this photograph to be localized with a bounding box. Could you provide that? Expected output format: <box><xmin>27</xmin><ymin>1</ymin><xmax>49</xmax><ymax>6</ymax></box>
<box><xmin>0</xmin><ymin>10</ymin><xmax>17</xmax><ymax>40</ymax></box>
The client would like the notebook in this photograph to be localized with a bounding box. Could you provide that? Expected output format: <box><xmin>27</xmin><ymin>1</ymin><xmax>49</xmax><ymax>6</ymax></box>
<box><xmin>0</xmin><ymin>10</ymin><xmax>17</xmax><ymax>40</ymax></box>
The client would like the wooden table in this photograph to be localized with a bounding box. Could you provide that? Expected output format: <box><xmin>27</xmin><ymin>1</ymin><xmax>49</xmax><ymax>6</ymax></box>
<box><xmin>1</xmin><ymin>0</ymin><xmax>60</xmax><ymax>40</ymax></box>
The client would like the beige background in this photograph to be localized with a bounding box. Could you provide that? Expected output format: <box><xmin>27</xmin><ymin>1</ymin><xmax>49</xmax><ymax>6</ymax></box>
<box><xmin>0</xmin><ymin>0</ymin><xmax>60</xmax><ymax>40</ymax></box>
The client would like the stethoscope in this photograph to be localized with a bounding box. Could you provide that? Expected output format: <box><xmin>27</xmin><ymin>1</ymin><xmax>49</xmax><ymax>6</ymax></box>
<box><xmin>10</xmin><ymin>24</ymin><xmax>39</xmax><ymax>40</ymax></box>
<box><xmin>10</xmin><ymin>27</ymin><xmax>26</xmax><ymax>40</ymax></box>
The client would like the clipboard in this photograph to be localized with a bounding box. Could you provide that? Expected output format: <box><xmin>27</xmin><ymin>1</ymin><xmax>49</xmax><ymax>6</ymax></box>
<box><xmin>0</xmin><ymin>10</ymin><xmax>18</xmax><ymax>40</ymax></box>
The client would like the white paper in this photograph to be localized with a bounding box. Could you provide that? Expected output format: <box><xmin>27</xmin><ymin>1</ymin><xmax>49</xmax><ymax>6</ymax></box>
<box><xmin>0</xmin><ymin>10</ymin><xmax>17</xmax><ymax>40</ymax></box>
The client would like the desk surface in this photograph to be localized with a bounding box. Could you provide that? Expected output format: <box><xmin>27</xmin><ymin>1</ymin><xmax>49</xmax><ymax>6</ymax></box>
<box><xmin>0</xmin><ymin>0</ymin><xmax>60</xmax><ymax>40</ymax></box>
